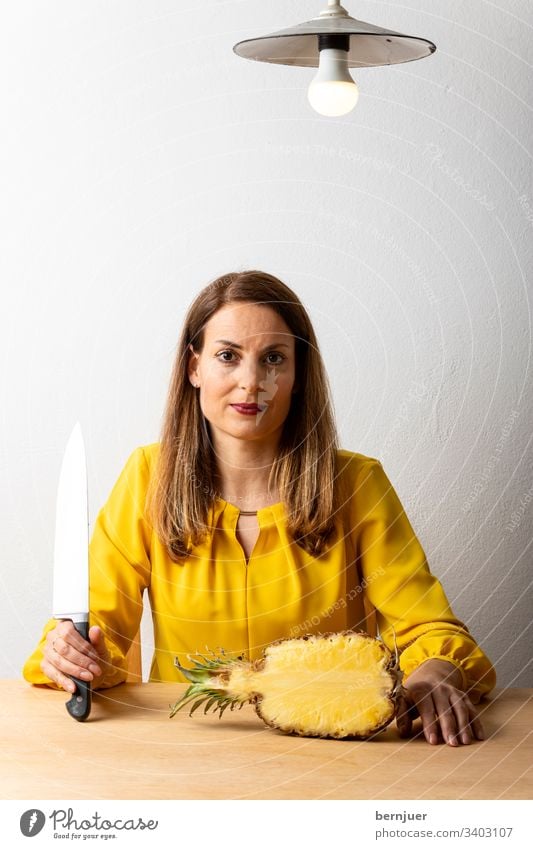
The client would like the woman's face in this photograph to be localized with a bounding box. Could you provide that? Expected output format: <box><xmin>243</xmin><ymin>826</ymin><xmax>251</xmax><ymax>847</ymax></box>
<box><xmin>188</xmin><ymin>302</ymin><xmax>297</xmax><ymax>447</ymax></box>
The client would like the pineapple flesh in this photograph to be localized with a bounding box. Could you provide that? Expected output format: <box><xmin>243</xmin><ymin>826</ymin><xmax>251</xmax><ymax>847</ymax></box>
<box><xmin>169</xmin><ymin>630</ymin><xmax>404</xmax><ymax>740</ymax></box>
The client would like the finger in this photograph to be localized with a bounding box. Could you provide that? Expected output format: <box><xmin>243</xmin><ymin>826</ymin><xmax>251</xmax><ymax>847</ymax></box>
<box><xmin>88</xmin><ymin>626</ymin><xmax>111</xmax><ymax>659</ymax></box>
<box><xmin>450</xmin><ymin>693</ymin><xmax>485</xmax><ymax>743</ymax></box>
<box><xmin>50</xmin><ymin>633</ymin><xmax>103</xmax><ymax>680</ymax></box>
<box><xmin>461</xmin><ymin>694</ymin><xmax>485</xmax><ymax>740</ymax></box>
<box><xmin>412</xmin><ymin>690</ymin><xmax>440</xmax><ymax>744</ymax></box>
<box><xmin>48</xmin><ymin>633</ymin><xmax>102</xmax><ymax>682</ymax></box>
<box><xmin>470</xmin><ymin>709</ymin><xmax>486</xmax><ymax>740</ymax></box>
<box><xmin>447</xmin><ymin>693</ymin><xmax>472</xmax><ymax>744</ymax></box>
<box><xmin>396</xmin><ymin>691</ymin><xmax>413</xmax><ymax>738</ymax></box>
<box><xmin>434</xmin><ymin>692</ymin><xmax>462</xmax><ymax>745</ymax></box>
<box><xmin>40</xmin><ymin>658</ymin><xmax>77</xmax><ymax>694</ymax></box>
<box><xmin>88</xmin><ymin>626</ymin><xmax>121</xmax><ymax>683</ymax></box>
<box><xmin>51</xmin><ymin>647</ymin><xmax>101</xmax><ymax>682</ymax></box>
<box><xmin>48</xmin><ymin>622</ymin><xmax>100</xmax><ymax>666</ymax></box>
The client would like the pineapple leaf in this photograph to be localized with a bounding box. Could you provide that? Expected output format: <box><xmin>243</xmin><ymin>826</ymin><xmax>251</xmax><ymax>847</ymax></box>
<box><xmin>174</xmin><ymin>657</ymin><xmax>222</xmax><ymax>684</ymax></box>
<box><xmin>218</xmin><ymin>699</ymin><xmax>235</xmax><ymax>719</ymax></box>
<box><xmin>189</xmin><ymin>697</ymin><xmax>212</xmax><ymax>716</ymax></box>
<box><xmin>181</xmin><ymin>667</ymin><xmax>213</xmax><ymax>684</ymax></box>
<box><xmin>203</xmin><ymin>696</ymin><xmax>220</xmax><ymax>714</ymax></box>
<box><xmin>169</xmin><ymin>683</ymin><xmax>212</xmax><ymax>717</ymax></box>
<box><xmin>189</xmin><ymin>653</ymin><xmax>219</xmax><ymax>668</ymax></box>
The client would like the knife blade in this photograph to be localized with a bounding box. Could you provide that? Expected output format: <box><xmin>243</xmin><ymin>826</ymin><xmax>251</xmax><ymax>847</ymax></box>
<box><xmin>52</xmin><ymin>421</ymin><xmax>91</xmax><ymax>721</ymax></box>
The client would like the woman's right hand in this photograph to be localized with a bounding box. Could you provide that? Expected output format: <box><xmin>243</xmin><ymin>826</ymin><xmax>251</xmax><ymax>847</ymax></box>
<box><xmin>40</xmin><ymin>620</ymin><xmax>111</xmax><ymax>693</ymax></box>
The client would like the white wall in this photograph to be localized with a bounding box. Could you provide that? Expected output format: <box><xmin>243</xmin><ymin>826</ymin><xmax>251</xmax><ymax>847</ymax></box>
<box><xmin>2</xmin><ymin>1</ymin><xmax>531</xmax><ymax>688</ymax></box>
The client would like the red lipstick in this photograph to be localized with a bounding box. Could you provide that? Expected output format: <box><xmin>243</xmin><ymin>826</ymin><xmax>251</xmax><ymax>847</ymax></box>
<box><xmin>231</xmin><ymin>404</ymin><xmax>263</xmax><ymax>415</ymax></box>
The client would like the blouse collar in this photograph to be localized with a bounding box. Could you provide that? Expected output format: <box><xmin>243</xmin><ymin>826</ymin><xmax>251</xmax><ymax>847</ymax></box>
<box><xmin>214</xmin><ymin>496</ymin><xmax>285</xmax><ymax>527</ymax></box>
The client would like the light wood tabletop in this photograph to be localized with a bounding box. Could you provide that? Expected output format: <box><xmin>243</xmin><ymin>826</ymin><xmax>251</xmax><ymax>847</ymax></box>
<box><xmin>1</xmin><ymin>682</ymin><xmax>531</xmax><ymax>800</ymax></box>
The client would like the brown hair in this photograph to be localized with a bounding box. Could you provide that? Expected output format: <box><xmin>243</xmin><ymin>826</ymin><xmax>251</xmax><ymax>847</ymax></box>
<box><xmin>146</xmin><ymin>270</ymin><xmax>345</xmax><ymax>561</ymax></box>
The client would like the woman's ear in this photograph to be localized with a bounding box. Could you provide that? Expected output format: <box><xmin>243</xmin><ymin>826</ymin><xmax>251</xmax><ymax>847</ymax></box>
<box><xmin>187</xmin><ymin>343</ymin><xmax>199</xmax><ymax>387</ymax></box>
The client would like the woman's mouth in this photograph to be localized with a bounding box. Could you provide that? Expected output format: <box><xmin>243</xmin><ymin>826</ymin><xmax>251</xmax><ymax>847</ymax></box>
<box><xmin>230</xmin><ymin>404</ymin><xmax>264</xmax><ymax>415</ymax></box>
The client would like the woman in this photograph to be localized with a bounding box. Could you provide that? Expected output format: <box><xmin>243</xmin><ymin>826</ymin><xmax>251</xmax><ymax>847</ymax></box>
<box><xmin>23</xmin><ymin>270</ymin><xmax>495</xmax><ymax>746</ymax></box>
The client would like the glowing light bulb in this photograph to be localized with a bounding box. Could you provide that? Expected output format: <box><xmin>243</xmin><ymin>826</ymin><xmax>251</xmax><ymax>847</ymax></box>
<box><xmin>307</xmin><ymin>47</ymin><xmax>359</xmax><ymax>116</ymax></box>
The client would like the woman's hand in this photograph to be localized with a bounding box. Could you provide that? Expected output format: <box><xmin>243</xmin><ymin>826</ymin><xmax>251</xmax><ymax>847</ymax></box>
<box><xmin>40</xmin><ymin>620</ymin><xmax>112</xmax><ymax>693</ymax></box>
<box><xmin>396</xmin><ymin>658</ymin><xmax>486</xmax><ymax>746</ymax></box>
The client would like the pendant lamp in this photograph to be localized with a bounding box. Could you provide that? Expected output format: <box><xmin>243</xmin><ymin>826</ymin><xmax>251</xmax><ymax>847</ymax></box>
<box><xmin>233</xmin><ymin>0</ymin><xmax>436</xmax><ymax>117</ymax></box>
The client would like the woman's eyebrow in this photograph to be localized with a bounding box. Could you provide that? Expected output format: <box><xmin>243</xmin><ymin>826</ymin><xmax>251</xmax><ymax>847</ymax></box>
<box><xmin>213</xmin><ymin>339</ymin><xmax>291</xmax><ymax>351</ymax></box>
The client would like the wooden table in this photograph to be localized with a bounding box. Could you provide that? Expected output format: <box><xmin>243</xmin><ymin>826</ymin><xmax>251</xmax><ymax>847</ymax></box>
<box><xmin>1</xmin><ymin>682</ymin><xmax>531</xmax><ymax>800</ymax></box>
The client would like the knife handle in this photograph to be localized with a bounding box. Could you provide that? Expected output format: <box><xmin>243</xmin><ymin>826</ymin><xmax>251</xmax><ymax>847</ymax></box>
<box><xmin>65</xmin><ymin>620</ymin><xmax>92</xmax><ymax>722</ymax></box>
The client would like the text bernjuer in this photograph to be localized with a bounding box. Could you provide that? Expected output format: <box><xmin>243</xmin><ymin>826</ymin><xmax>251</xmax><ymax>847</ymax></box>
<box><xmin>376</xmin><ymin>811</ymin><xmax>428</xmax><ymax>822</ymax></box>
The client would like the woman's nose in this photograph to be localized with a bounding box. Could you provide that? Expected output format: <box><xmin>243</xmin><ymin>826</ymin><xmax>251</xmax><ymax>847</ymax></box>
<box><xmin>238</xmin><ymin>362</ymin><xmax>266</xmax><ymax>392</ymax></box>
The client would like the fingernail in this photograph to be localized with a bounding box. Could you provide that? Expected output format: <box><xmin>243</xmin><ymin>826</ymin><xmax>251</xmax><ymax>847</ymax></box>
<box><xmin>477</xmin><ymin>730</ymin><xmax>485</xmax><ymax>740</ymax></box>
<box><xmin>89</xmin><ymin>663</ymin><xmax>101</xmax><ymax>675</ymax></box>
<box><xmin>448</xmin><ymin>734</ymin><xmax>457</xmax><ymax>745</ymax></box>
<box><xmin>461</xmin><ymin>733</ymin><xmax>471</xmax><ymax>745</ymax></box>
<box><xmin>430</xmin><ymin>733</ymin><xmax>438</xmax><ymax>744</ymax></box>
<box><xmin>80</xmin><ymin>669</ymin><xmax>92</xmax><ymax>679</ymax></box>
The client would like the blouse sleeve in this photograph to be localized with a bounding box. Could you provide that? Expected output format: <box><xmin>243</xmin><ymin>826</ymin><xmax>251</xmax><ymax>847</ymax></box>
<box><xmin>354</xmin><ymin>459</ymin><xmax>496</xmax><ymax>704</ymax></box>
<box><xmin>22</xmin><ymin>446</ymin><xmax>152</xmax><ymax>690</ymax></box>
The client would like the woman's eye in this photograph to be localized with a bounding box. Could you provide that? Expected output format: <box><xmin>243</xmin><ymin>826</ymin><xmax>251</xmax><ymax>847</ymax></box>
<box><xmin>217</xmin><ymin>350</ymin><xmax>236</xmax><ymax>362</ymax></box>
<box><xmin>216</xmin><ymin>351</ymin><xmax>285</xmax><ymax>365</ymax></box>
<box><xmin>265</xmin><ymin>353</ymin><xmax>285</xmax><ymax>365</ymax></box>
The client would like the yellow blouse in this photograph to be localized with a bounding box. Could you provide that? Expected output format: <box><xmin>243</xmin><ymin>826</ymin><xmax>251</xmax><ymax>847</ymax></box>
<box><xmin>22</xmin><ymin>444</ymin><xmax>496</xmax><ymax>703</ymax></box>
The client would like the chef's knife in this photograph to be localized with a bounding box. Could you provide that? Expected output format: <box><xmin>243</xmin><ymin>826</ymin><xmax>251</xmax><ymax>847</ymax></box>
<box><xmin>52</xmin><ymin>421</ymin><xmax>91</xmax><ymax>721</ymax></box>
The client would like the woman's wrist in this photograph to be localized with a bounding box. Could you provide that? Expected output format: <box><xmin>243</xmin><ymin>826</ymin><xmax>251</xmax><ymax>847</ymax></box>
<box><xmin>408</xmin><ymin>657</ymin><xmax>465</xmax><ymax>689</ymax></box>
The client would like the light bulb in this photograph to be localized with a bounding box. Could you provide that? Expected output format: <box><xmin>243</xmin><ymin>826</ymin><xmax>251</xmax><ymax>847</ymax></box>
<box><xmin>308</xmin><ymin>47</ymin><xmax>359</xmax><ymax>116</ymax></box>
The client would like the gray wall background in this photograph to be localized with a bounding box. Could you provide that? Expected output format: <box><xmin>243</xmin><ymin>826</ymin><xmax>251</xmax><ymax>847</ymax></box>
<box><xmin>1</xmin><ymin>1</ymin><xmax>531</xmax><ymax>686</ymax></box>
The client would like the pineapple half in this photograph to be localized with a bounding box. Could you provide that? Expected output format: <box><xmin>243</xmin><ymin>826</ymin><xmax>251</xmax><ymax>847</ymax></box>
<box><xmin>169</xmin><ymin>629</ymin><xmax>406</xmax><ymax>740</ymax></box>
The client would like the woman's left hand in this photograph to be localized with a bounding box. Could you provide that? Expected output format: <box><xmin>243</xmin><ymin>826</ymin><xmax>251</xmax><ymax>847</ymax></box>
<box><xmin>396</xmin><ymin>658</ymin><xmax>486</xmax><ymax>746</ymax></box>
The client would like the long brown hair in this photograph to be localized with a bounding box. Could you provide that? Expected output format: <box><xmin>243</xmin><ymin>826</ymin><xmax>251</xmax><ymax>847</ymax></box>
<box><xmin>146</xmin><ymin>270</ymin><xmax>345</xmax><ymax>561</ymax></box>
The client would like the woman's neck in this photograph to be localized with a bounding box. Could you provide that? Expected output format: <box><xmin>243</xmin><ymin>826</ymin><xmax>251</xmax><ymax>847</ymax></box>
<box><xmin>211</xmin><ymin>434</ymin><xmax>280</xmax><ymax>507</ymax></box>
<box><xmin>214</xmin><ymin>478</ymin><xmax>279</xmax><ymax>509</ymax></box>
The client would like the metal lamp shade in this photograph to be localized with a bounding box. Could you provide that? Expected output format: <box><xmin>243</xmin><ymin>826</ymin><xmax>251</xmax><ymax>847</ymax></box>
<box><xmin>233</xmin><ymin>14</ymin><xmax>436</xmax><ymax>69</ymax></box>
